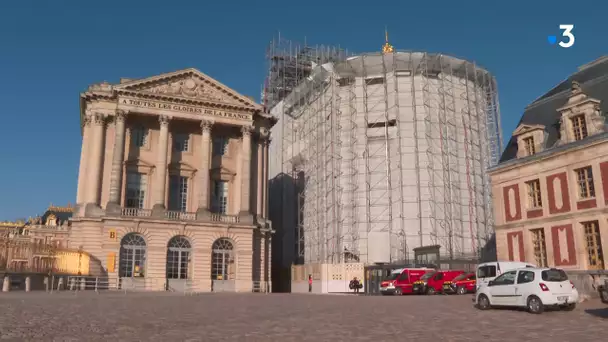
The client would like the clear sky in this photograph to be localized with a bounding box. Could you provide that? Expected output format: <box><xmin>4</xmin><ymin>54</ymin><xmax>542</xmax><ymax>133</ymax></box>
<box><xmin>0</xmin><ymin>0</ymin><xmax>606</xmax><ymax>220</ymax></box>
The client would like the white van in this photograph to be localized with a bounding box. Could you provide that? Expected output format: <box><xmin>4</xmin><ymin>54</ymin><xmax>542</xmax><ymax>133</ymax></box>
<box><xmin>476</xmin><ymin>261</ymin><xmax>535</xmax><ymax>290</ymax></box>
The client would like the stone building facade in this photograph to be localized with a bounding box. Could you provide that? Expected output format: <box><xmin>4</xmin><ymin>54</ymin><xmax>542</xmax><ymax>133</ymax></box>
<box><xmin>71</xmin><ymin>68</ymin><xmax>276</xmax><ymax>292</ymax></box>
<box><xmin>1</xmin><ymin>204</ymin><xmax>80</xmax><ymax>275</ymax></box>
<box><xmin>489</xmin><ymin>57</ymin><xmax>608</xmax><ymax>271</ymax></box>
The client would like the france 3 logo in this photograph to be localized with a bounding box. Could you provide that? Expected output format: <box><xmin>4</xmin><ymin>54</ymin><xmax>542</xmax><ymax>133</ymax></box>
<box><xmin>548</xmin><ymin>25</ymin><xmax>575</xmax><ymax>48</ymax></box>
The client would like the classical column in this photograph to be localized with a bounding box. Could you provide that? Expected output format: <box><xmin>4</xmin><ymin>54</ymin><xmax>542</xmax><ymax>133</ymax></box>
<box><xmin>263</xmin><ymin>138</ymin><xmax>270</xmax><ymax>219</ymax></box>
<box><xmin>85</xmin><ymin>113</ymin><xmax>106</xmax><ymax>207</ymax></box>
<box><xmin>106</xmin><ymin>110</ymin><xmax>128</xmax><ymax>214</ymax></box>
<box><xmin>196</xmin><ymin>120</ymin><xmax>213</xmax><ymax>219</ymax></box>
<box><xmin>76</xmin><ymin>116</ymin><xmax>92</xmax><ymax>204</ymax></box>
<box><xmin>256</xmin><ymin>137</ymin><xmax>264</xmax><ymax>219</ymax></box>
<box><xmin>239</xmin><ymin>125</ymin><xmax>253</xmax><ymax>223</ymax></box>
<box><xmin>152</xmin><ymin>115</ymin><xmax>170</xmax><ymax>216</ymax></box>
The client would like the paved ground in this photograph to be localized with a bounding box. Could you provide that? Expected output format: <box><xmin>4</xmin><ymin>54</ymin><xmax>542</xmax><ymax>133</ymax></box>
<box><xmin>0</xmin><ymin>292</ymin><xmax>605</xmax><ymax>341</ymax></box>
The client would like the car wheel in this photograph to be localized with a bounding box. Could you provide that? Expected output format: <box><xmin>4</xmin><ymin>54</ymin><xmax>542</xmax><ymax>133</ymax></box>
<box><xmin>394</xmin><ymin>287</ymin><xmax>403</xmax><ymax>296</ymax></box>
<box><xmin>457</xmin><ymin>286</ymin><xmax>467</xmax><ymax>295</ymax></box>
<box><xmin>600</xmin><ymin>290</ymin><xmax>608</xmax><ymax>304</ymax></box>
<box><xmin>562</xmin><ymin>303</ymin><xmax>576</xmax><ymax>311</ymax></box>
<box><xmin>426</xmin><ymin>287</ymin><xmax>436</xmax><ymax>295</ymax></box>
<box><xmin>527</xmin><ymin>296</ymin><xmax>544</xmax><ymax>314</ymax></box>
<box><xmin>476</xmin><ymin>294</ymin><xmax>491</xmax><ymax>310</ymax></box>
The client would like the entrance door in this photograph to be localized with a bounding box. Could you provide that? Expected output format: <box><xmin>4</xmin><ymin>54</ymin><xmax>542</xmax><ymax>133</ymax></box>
<box><xmin>166</xmin><ymin>236</ymin><xmax>192</xmax><ymax>292</ymax></box>
<box><xmin>211</xmin><ymin>238</ymin><xmax>235</xmax><ymax>292</ymax></box>
<box><xmin>119</xmin><ymin>233</ymin><xmax>147</xmax><ymax>290</ymax></box>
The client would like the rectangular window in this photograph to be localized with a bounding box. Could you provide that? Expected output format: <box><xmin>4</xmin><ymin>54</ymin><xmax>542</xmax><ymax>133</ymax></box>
<box><xmin>173</xmin><ymin>134</ymin><xmax>190</xmax><ymax>152</ymax></box>
<box><xmin>526</xmin><ymin>179</ymin><xmax>542</xmax><ymax>208</ymax></box>
<box><xmin>212</xmin><ymin>136</ymin><xmax>229</xmax><ymax>156</ymax></box>
<box><xmin>575</xmin><ymin>166</ymin><xmax>595</xmax><ymax>199</ymax></box>
<box><xmin>583</xmin><ymin>221</ymin><xmax>605</xmax><ymax>270</ymax></box>
<box><xmin>168</xmin><ymin>175</ymin><xmax>188</xmax><ymax>212</ymax></box>
<box><xmin>130</xmin><ymin>126</ymin><xmax>148</xmax><ymax>148</ymax></box>
<box><xmin>523</xmin><ymin>136</ymin><xmax>536</xmax><ymax>156</ymax></box>
<box><xmin>125</xmin><ymin>172</ymin><xmax>147</xmax><ymax>209</ymax></box>
<box><xmin>477</xmin><ymin>265</ymin><xmax>496</xmax><ymax>278</ymax></box>
<box><xmin>531</xmin><ymin>228</ymin><xmax>548</xmax><ymax>268</ymax></box>
<box><xmin>571</xmin><ymin>114</ymin><xmax>588</xmax><ymax>141</ymax></box>
<box><xmin>211</xmin><ymin>181</ymin><xmax>228</xmax><ymax>214</ymax></box>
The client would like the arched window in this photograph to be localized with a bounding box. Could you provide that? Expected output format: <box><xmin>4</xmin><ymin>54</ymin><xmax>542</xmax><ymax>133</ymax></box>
<box><xmin>211</xmin><ymin>238</ymin><xmax>234</xmax><ymax>280</ymax></box>
<box><xmin>166</xmin><ymin>236</ymin><xmax>192</xmax><ymax>280</ymax></box>
<box><xmin>119</xmin><ymin>233</ymin><xmax>146</xmax><ymax>278</ymax></box>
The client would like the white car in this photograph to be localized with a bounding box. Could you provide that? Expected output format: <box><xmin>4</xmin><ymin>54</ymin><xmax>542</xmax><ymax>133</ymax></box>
<box><xmin>474</xmin><ymin>267</ymin><xmax>578</xmax><ymax>314</ymax></box>
<box><xmin>476</xmin><ymin>261</ymin><xmax>536</xmax><ymax>291</ymax></box>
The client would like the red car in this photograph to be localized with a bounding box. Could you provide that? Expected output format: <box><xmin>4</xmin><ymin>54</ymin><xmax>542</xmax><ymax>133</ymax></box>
<box><xmin>442</xmin><ymin>272</ymin><xmax>476</xmax><ymax>295</ymax></box>
<box><xmin>412</xmin><ymin>270</ymin><xmax>465</xmax><ymax>295</ymax></box>
<box><xmin>380</xmin><ymin>267</ymin><xmax>432</xmax><ymax>295</ymax></box>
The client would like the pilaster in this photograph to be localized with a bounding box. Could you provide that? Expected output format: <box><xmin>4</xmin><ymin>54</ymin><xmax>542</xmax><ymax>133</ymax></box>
<box><xmin>196</xmin><ymin>120</ymin><xmax>213</xmax><ymax>220</ymax></box>
<box><xmin>238</xmin><ymin>125</ymin><xmax>254</xmax><ymax>224</ymax></box>
<box><xmin>76</xmin><ymin>115</ymin><xmax>92</xmax><ymax>204</ymax></box>
<box><xmin>107</xmin><ymin>110</ymin><xmax>128</xmax><ymax>215</ymax></box>
<box><xmin>84</xmin><ymin>113</ymin><xmax>106</xmax><ymax>216</ymax></box>
<box><xmin>152</xmin><ymin>115</ymin><xmax>171</xmax><ymax>217</ymax></box>
<box><xmin>256</xmin><ymin>137</ymin><xmax>264</xmax><ymax>218</ymax></box>
<box><xmin>263</xmin><ymin>138</ymin><xmax>270</xmax><ymax>219</ymax></box>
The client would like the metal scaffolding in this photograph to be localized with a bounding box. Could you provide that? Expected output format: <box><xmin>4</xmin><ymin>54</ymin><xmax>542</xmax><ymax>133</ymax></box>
<box><xmin>266</xmin><ymin>36</ymin><xmax>503</xmax><ymax>266</ymax></box>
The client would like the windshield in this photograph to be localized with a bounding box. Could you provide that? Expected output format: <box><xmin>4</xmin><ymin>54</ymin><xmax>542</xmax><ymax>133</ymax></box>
<box><xmin>541</xmin><ymin>269</ymin><xmax>568</xmax><ymax>282</ymax></box>
<box><xmin>420</xmin><ymin>271</ymin><xmax>436</xmax><ymax>280</ymax></box>
<box><xmin>385</xmin><ymin>273</ymin><xmax>400</xmax><ymax>281</ymax></box>
<box><xmin>452</xmin><ymin>273</ymin><xmax>469</xmax><ymax>282</ymax></box>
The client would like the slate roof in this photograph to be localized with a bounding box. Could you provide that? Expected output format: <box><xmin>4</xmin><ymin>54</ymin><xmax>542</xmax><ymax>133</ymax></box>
<box><xmin>499</xmin><ymin>56</ymin><xmax>608</xmax><ymax>163</ymax></box>
<box><xmin>25</xmin><ymin>204</ymin><xmax>74</xmax><ymax>226</ymax></box>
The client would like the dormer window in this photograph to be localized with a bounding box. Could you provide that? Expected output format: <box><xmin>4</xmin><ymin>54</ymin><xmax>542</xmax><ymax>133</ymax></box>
<box><xmin>513</xmin><ymin>124</ymin><xmax>545</xmax><ymax>159</ymax></box>
<box><xmin>571</xmin><ymin>114</ymin><xmax>588</xmax><ymax>141</ymax></box>
<box><xmin>523</xmin><ymin>136</ymin><xmax>536</xmax><ymax>156</ymax></box>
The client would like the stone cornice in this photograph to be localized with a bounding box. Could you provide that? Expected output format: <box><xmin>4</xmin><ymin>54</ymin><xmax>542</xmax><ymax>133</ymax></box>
<box><xmin>72</xmin><ymin>215</ymin><xmax>257</xmax><ymax>229</ymax></box>
<box><xmin>114</xmin><ymin>68</ymin><xmax>262</xmax><ymax>110</ymax></box>
<box><xmin>114</xmin><ymin>89</ymin><xmax>259</xmax><ymax>113</ymax></box>
<box><xmin>495</xmin><ymin>206</ymin><xmax>608</xmax><ymax>230</ymax></box>
<box><xmin>79</xmin><ymin>68</ymin><xmax>277</xmax><ymax>130</ymax></box>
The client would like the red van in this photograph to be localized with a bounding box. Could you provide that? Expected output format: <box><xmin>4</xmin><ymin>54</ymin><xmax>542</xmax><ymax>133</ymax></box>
<box><xmin>380</xmin><ymin>267</ymin><xmax>433</xmax><ymax>295</ymax></box>
<box><xmin>412</xmin><ymin>270</ymin><xmax>465</xmax><ymax>295</ymax></box>
<box><xmin>442</xmin><ymin>272</ymin><xmax>476</xmax><ymax>295</ymax></box>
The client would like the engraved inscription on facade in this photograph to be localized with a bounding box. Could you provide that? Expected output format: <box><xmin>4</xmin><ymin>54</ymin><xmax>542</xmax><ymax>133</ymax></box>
<box><xmin>119</xmin><ymin>98</ymin><xmax>252</xmax><ymax>121</ymax></box>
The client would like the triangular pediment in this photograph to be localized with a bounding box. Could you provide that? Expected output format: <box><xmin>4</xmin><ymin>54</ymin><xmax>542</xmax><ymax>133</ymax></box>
<box><xmin>513</xmin><ymin>123</ymin><xmax>545</xmax><ymax>136</ymax></box>
<box><xmin>114</xmin><ymin>68</ymin><xmax>262</xmax><ymax>111</ymax></box>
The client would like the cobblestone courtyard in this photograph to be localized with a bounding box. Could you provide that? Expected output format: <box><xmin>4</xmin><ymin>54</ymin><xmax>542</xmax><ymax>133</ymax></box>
<box><xmin>0</xmin><ymin>292</ymin><xmax>606</xmax><ymax>341</ymax></box>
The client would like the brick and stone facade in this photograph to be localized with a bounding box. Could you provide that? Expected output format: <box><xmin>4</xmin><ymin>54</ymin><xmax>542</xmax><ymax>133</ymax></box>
<box><xmin>489</xmin><ymin>58</ymin><xmax>608</xmax><ymax>273</ymax></box>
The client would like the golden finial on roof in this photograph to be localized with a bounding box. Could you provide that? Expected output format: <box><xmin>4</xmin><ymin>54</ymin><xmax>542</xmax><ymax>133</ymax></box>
<box><xmin>382</xmin><ymin>26</ymin><xmax>394</xmax><ymax>54</ymax></box>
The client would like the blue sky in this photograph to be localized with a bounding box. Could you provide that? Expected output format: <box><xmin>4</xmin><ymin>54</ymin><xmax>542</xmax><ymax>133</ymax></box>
<box><xmin>0</xmin><ymin>0</ymin><xmax>606</xmax><ymax>219</ymax></box>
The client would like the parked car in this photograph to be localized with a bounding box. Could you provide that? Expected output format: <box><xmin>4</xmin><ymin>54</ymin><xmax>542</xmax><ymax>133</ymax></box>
<box><xmin>380</xmin><ymin>267</ymin><xmax>432</xmax><ymax>295</ymax></box>
<box><xmin>475</xmin><ymin>267</ymin><xmax>578</xmax><ymax>314</ymax></box>
<box><xmin>443</xmin><ymin>272</ymin><xmax>476</xmax><ymax>295</ymax></box>
<box><xmin>412</xmin><ymin>270</ymin><xmax>465</xmax><ymax>295</ymax></box>
<box><xmin>476</xmin><ymin>261</ymin><xmax>535</xmax><ymax>291</ymax></box>
<box><xmin>599</xmin><ymin>278</ymin><xmax>608</xmax><ymax>304</ymax></box>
